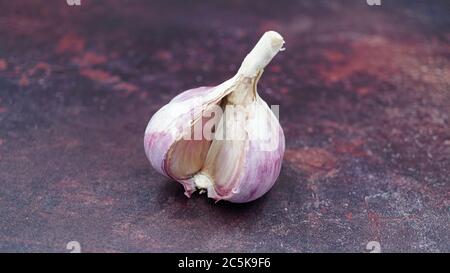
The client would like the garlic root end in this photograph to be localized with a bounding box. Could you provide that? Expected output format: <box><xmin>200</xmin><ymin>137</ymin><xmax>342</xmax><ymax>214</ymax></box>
<box><xmin>193</xmin><ymin>173</ymin><xmax>214</xmax><ymax>190</ymax></box>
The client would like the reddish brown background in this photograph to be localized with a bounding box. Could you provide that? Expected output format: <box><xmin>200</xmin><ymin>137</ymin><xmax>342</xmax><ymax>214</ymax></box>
<box><xmin>0</xmin><ymin>0</ymin><xmax>449</xmax><ymax>252</ymax></box>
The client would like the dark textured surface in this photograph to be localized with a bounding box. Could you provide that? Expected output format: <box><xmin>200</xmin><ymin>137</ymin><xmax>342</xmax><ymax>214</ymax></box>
<box><xmin>0</xmin><ymin>0</ymin><xmax>449</xmax><ymax>252</ymax></box>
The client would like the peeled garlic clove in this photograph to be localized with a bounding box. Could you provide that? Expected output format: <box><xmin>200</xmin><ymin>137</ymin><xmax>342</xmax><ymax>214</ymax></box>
<box><xmin>144</xmin><ymin>31</ymin><xmax>285</xmax><ymax>203</ymax></box>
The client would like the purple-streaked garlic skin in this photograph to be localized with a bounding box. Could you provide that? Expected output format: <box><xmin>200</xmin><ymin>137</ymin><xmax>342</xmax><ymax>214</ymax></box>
<box><xmin>144</xmin><ymin>31</ymin><xmax>286</xmax><ymax>203</ymax></box>
<box><xmin>203</xmin><ymin>98</ymin><xmax>285</xmax><ymax>203</ymax></box>
<box><xmin>221</xmin><ymin>103</ymin><xmax>284</xmax><ymax>203</ymax></box>
<box><xmin>144</xmin><ymin>80</ymin><xmax>235</xmax><ymax>196</ymax></box>
<box><xmin>144</xmin><ymin>86</ymin><xmax>211</xmax><ymax>175</ymax></box>
<box><xmin>222</xmin><ymin>136</ymin><xmax>284</xmax><ymax>203</ymax></box>
<box><xmin>144</xmin><ymin>74</ymin><xmax>238</xmax><ymax>171</ymax></box>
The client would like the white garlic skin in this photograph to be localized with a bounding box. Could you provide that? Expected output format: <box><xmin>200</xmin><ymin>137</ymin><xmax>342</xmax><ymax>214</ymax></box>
<box><xmin>144</xmin><ymin>31</ymin><xmax>285</xmax><ymax>203</ymax></box>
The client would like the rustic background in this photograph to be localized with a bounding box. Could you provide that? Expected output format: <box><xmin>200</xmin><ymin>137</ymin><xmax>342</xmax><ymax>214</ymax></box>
<box><xmin>0</xmin><ymin>0</ymin><xmax>449</xmax><ymax>252</ymax></box>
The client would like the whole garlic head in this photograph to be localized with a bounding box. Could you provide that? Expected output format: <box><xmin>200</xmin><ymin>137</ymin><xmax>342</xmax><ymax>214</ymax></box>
<box><xmin>144</xmin><ymin>31</ymin><xmax>285</xmax><ymax>203</ymax></box>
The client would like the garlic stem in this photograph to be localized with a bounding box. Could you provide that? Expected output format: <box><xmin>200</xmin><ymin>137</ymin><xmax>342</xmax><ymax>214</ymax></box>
<box><xmin>237</xmin><ymin>31</ymin><xmax>285</xmax><ymax>78</ymax></box>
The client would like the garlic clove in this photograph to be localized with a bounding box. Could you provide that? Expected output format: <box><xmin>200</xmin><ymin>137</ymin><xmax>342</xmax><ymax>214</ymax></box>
<box><xmin>144</xmin><ymin>31</ymin><xmax>285</xmax><ymax>203</ymax></box>
<box><xmin>144</xmin><ymin>80</ymin><xmax>232</xmax><ymax>176</ymax></box>
<box><xmin>194</xmin><ymin>99</ymin><xmax>285</xmax><ymax>203</ymax></box>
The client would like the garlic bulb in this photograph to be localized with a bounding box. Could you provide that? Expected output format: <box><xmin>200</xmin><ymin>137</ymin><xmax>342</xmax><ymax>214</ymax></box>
<box><xmin>144</xmin><ymin>31</ymin><xmax>285</xmax><ymax>203</ymax></box>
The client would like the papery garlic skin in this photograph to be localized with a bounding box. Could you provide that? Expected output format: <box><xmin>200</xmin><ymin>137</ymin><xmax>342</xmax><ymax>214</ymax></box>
<box><xmin>144</xmin><ymin>31</ymin><xmax>285</xmax><ymax>203</ymax></box>
<box><xmin>198</xmin><ymin>99</ymin><xmax>285</xmax><ymax>203</ymax></box>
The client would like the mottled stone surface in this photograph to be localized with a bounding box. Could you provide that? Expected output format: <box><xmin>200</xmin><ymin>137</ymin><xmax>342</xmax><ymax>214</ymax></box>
<box><xmin>0</xmin><ymin>0</ymin><xmax>449</xmax><ymax>252</ymax></box>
